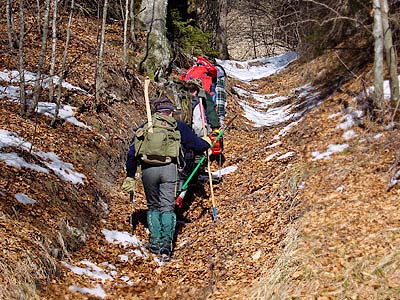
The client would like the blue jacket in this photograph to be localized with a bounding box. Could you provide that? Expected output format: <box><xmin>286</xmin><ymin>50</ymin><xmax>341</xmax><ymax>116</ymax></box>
<box><xmin>126</xmin><ymin>120</ymin><xmax>210</xmax><ymax>177</ymax></box>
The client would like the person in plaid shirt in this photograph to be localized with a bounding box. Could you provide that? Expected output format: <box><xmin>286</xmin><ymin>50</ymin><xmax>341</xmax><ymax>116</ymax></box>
<box><xmin>215</xmin><ymin>65</ymin><xmax>227</xmax><ymax>128</ymax></box>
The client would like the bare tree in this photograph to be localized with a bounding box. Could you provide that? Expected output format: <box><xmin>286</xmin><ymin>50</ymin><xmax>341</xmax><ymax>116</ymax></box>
<box><xmin>225</xmin><ymin>0</ymin><xmax>301</xmax><ymax>59</ymax></box>
<box><xmin>122</xmin><ymin>0</ymin><xmax>129</xmax><ymax>70</ymax></box>
<box><xmin>6</xmin><ymin>0</ymin><xmax>16</xmax><ymax>51</ymax></box>
<box><xmin>95</xmin><ymin>0</ymin><xmax>109</xmax><ymax>106</ymax></box>
<box><xmin>28</xmin><ymin>0</ymin><xmax>51</xmax><ymax>116</ymax></box>
<box><xmin>52</xmin><ymin>0</ymin><xmax>75</xmax><ymax>126</ymax></box>
<box><xmin>129</xmin><ymin>0</ymin><xmax>136</xmax><ymax>44</ymax></box>
<box><xmin>380</xmin><ymin>0</ymin><xmax>399</xmax><ymax>115</ymax></box>
<box><xmin>18</xmin><ymin>0</ymin><xmax>27</xmax><ymax>115</ymax></box>
<box><xmin>36</xmin><ymin>0</ymin><xmax>41</xmax><ymax>35</ymax></box>
<box><xmin>373</xmin><ymin>0</ymin><xmax>384</xmax><ymax>117</ymax></box>
<box><xmin>48</xmin><ymin>0</ymin><xmax>59</xmax><ymax>103</ymax></box>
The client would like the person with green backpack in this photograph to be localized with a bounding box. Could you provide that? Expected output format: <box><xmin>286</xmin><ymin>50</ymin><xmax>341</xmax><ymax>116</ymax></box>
<box><xmin>121</xmin><ymin>97</ymin><xmax>211</xmax><ymax>259</ymax></box>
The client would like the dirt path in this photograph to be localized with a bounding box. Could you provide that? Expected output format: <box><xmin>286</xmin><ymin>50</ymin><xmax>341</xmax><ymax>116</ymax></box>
<box><xmin>40</xmin><ymin>114</ymin><xmax>296</xmax><ymax>299</ymax></box>
<box><xmin>39</xmin><ymin>64</ymin><xmax>400</xmax><ymax>300</ymax></box>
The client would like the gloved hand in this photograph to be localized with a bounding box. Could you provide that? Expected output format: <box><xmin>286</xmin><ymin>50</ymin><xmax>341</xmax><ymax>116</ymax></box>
<box><xmin>202</xmin><ymin>136</ymin><xmax>212</xmax><ymax>145</ymax></box>
<box><xmin>121</xmin><ymin>177</ymin><xmax>135</xmax><ymax>193</ymax></box>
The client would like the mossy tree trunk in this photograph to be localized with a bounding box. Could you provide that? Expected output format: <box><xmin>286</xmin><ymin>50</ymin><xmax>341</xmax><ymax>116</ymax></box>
<box><xmin>138</xmin><ymin>0</ymin><xmax>171</xmax><ymax>80</ymax></box>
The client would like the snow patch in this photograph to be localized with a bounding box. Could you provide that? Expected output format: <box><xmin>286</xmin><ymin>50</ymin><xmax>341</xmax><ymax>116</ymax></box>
<box><xmin>273</xmin><ymin>118</ymin><xmax>304</xmax><ymax>140</ymax></box>
<box><xmin>15</xmin><ymin>193</ymin><xmax>37</xmax><ymax>205</ymax></box>
<box><xmin>265</xmin><ymin>152</ymin><xmax>281</xmax><ymax>161</ymax></box>
<box><xmin>266</xmin><ymin>141</ymin><xmax>282</xmax><ymax>149</ymax></box>
<box><xmin>68</xmin><ymin>284</ymin><xmax>106</xmax><ymax>299</ymax></box>
<box><xmin>211</xmin><ymin>165</ymin><xmax>238</xmax><ymax>177</ymax></box>
<box><xmin>61</xmin><ymin>261</ymin><xmax>113</xmax><ymax>282</ymax></box>
<box><xmin>312</xmin><ymin>144</ymin><xmax>349</xmax><ymax>160</ymax></box>
<box><xmin>36</xmin><ymin>102</ymin><xmax>91</xmax><ymax>129</ymax></box>
<box><xmin>342</xmin><ymin>130</ymin><xmax>357</xmax><ymax>141</ymax></box>
<box><xmin>277</xmin><ymin>152</ymin><xmax>295</xmax><ymax>160</ymax></box>
<box><xmin>0</xmin><ymin>130</ymin><xmax>85</xmax><ymax>184</ymax></box>
<box><xmin>217</xmin><ymin>52</ymin><xmax>298</xmax><ymax>82</ymax></box>
<box><xmin>102</xmin><ymin>229</ymin><xmax>142</xmax><ymax>247</ymax></box>
<box><xmin>0</xmin><ymin>69</ymin><xmax>87</xmax><ymax>93</ymax></box>
<box><xmin>0</xmin><ymin>69</ymin><xmax>91</xmax><ymax>129</ymax></box>
<box><xmin>118</xmin><ymin>254</ymin><xmax>129</xmax><ymax>262</ymax></box>
<box><xmin>0</xmin><ymin>152</ymin><xmax>49</xmax><ymax>173</ymax></box>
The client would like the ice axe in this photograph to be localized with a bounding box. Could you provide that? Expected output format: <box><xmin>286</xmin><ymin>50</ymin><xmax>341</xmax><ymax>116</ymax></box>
<box><xmin>175</xmin><ymin>114</ymin><xmax>237</xmax><ymax>209</ymax></box>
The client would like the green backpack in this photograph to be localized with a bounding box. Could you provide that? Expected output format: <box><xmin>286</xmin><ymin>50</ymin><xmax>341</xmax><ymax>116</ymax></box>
<box><xmin>134</xmin><ymin>113</ymin><xmax>181</xmax><ymax>165</ymax></box>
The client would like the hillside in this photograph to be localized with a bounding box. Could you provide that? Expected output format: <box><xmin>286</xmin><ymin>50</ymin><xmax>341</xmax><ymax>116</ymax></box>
<box><xmin>1</xmin><ymin>9</ymin><xmax>400</xmax><ymax>300</ymax></box>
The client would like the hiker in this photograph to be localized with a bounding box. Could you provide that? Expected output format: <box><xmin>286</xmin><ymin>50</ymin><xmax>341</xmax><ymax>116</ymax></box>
<box><xmin>121</xmin><ymin>97</ymin><xmax>211</xmax><ymax>258</ymax></box>
<box><xmin>185</xmin><ymin>80</ymin><xmax>220</xmax><ymax>137</ymax></box>
<box><xmin>215</xmin><ymin>65</ymin><xmax>227</xmax><ymax>128</ymax></box>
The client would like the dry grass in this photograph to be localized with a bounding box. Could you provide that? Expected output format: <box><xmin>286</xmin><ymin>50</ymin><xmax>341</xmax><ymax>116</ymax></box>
<box><xmin>250</xmin><ymin>228</ymin><xmax>400</xmax><ymax>300</ymax></box>
<box><xmin>250</xmin><ymin>225</ymin><xmax>301</xmax><ymax>300</ymax></box>
<box><xmin>0</xmin><ymin>255</ymin><xmax>46</xmax><ymax>300</ymax></box>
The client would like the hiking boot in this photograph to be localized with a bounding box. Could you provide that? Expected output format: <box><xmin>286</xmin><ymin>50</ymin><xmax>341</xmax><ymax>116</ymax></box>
<box><xmin>147</xmin><ymin>210</ymin><xmax>161</xmax><ymax>249</ymax></box>
<box><xmin>159</xmin><ymin>241</ymin><xmax>172</xmax><ymax>257</ymax></box>
<box><xmin>144</xmin><ymin>241</ymin><xmax>161</xmax><ymax>254</ymax></box>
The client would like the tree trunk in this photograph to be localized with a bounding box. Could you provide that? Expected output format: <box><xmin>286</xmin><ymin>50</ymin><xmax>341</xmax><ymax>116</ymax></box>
<box><xmin>138</xmin><ymin>0</ymin><xmax>171</xmax><ymax>79</ymax></box>
<box><xmin>28</xmin><ymin>0</ymin><xmax>51</xmax><ymax>116</ymax></box>
<box><xmin>49</xmin><ymin>0</ymin><xmax>58</xmax><ymax>103</ymax></box>
<box><xmin>129</xmin><ymin>0</ymin><xmax>136</xmax><ymax>44</ymax></box>
<box><xmin>373</xmin><ymin>0</ymin><xmax>384</xmax><ymax>118</ymax></box>
<box><xmin>122</xmin><ymin>0</ymin><xmax>129</xmax><ymax>70</ymax></box>
<box><xmin>18</xmin><ymin>0</ymin><xmax>27</xmax><ymax>115</ymax></box>
<box><xmin>380</xmin><ymin>0</ymin><xmax>399</xmax><ymax>113</ymax></box>
<box><xmin>6</xmin><ymin>0</ymin><xmax>15</xmax><ymax>51</ymax></box>
<box><xmin>250</xmin><ymin>16</ymin><xmax>257</xmax><ymax>59</ymax></box>
<box><xmin>51</xmin><ymin>0</ymin><xmax>75</xmax><ymax>126</ymax></box>
<box><xmin>95</xmin><ymin>0</ymin><xmax>108</xmax><ymax>106</ymax></box>
<box><xmin>215</xmin><ymin>0</ymin><xmax>229</xmax><ymax>59</ymax></box>
<box><xmin>36</xmin><ymin>0</ymin><xmax>42</xmax><ymax>35</ymax></box>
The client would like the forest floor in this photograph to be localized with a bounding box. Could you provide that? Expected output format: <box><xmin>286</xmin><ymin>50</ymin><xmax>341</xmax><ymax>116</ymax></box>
<box><xmin>41</xmin><ymin>64</ymin><xmax>400</xmax><ymax>300</ymax></box>
<box><xmin>1</xmin><ymin>11</ymin><xmax>400</xmax><ymax>300</ymax></box>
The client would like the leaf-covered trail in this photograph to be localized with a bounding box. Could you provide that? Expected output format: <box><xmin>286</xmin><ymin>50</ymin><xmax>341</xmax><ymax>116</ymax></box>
<box><xmin>40</xmin><ymin>59</ymin><xmax>400</xmax><ymax>300</ymax></box>
<box><xmin>41</xmin><ymin>112</ymin><xmax>295</xmax><ymax>299</ymax></box>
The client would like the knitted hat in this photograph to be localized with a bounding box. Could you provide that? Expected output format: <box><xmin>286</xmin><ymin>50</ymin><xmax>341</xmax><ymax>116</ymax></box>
<box><xmin>153</xmin><ymin>96</ymin><xmax>175</xmax><ymax>112</ymax></box>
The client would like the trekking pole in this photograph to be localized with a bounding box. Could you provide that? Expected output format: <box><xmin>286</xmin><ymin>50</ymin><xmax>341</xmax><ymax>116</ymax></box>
<box><xmin>144</xmin><ymin>77</ymin><xmax>153</xmax><ymax>133</ymax></box>
<box><xmin>199</xmin><ymin>99</ymin><xmax>218</xmax><ymax>222</ymax></box>
<box><xmin>176</xmin><ymin>114</ymin><xmax>237</xmax><ymax>208</ymax></box>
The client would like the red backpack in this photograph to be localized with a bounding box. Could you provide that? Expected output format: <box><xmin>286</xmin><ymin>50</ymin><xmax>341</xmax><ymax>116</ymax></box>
<box><xmin>180</xmin><ymin>56</ymin><xmax>218</xmax><ymax>94</ymax></box>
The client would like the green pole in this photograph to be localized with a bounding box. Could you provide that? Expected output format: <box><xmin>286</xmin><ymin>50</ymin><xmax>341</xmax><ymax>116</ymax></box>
<box><xmin>175</xmin><ymin>114</ymin><xmax>237</xmax><ymax>207</ymax></box>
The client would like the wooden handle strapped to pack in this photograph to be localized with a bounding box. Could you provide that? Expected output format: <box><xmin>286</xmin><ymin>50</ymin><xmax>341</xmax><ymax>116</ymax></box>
<box><xmin>144</xmin><ymin>77</ymin><xmax>153</xmax><ymax>133</ymax></box>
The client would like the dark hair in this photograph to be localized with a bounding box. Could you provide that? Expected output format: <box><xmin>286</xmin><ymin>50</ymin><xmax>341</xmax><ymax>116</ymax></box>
<box><xmin>184</xmin><ymin>80</ymin><xmax>201</xmax><ymax>94</ymax></box>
